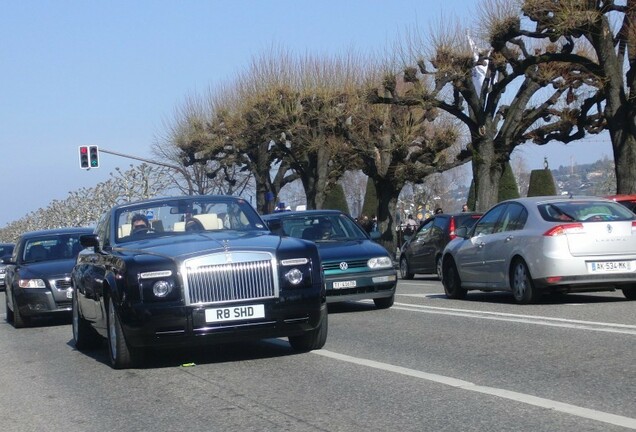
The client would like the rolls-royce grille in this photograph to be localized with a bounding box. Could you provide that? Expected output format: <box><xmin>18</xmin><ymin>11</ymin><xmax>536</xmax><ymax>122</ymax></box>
<box><xmin>185</xmin><ymin>258</ymin><xmax>276</xmax><ymax>305</ymax></box>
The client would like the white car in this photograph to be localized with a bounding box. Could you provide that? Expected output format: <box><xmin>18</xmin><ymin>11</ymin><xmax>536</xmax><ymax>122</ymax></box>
<box><xmin>441</xmin><ymin>196</ymin><xmax>636</xmax><ymax>304</ymax></box>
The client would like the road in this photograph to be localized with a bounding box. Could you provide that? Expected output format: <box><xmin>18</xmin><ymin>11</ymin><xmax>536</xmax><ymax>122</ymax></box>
<box><xmin>1</xmin><ymin>278</ymin><xmax>635</xmax><ymax>432</ymax></box>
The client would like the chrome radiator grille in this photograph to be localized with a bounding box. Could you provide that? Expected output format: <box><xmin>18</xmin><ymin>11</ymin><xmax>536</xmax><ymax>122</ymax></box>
<box><xmin>183</xmin><ymin>252</ymin><xmax>278</xmax><ymax>305</ymax></box>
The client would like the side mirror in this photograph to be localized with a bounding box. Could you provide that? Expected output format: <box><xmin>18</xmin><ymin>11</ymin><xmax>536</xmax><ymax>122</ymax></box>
<box><xmin>454</xmin><ymin>226</ymin><xmax>468</xmax><ymax>239</ymax></box>
<box><xmin>80</xmin><ymin>234</ymin><xmax>101</xmax><ymax>252</ymax></box>
<box><xmin>266</xmin><ymin>219</ymin><xmax>286</xmax><ymax>236</ymax></box>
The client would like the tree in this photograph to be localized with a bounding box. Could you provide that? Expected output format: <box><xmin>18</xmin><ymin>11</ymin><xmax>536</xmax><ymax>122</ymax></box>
<box><xmin>498</xmin><ymin>160</ymin><xmax>520</xmax><ymax>201</ymax></box>
<box><xmin>519</xmin><ymin>0</ymin><xmax>636</xmax><ymax>194</ymax></box>
<box><xmin>154</xmin><ymin>98</ymin><xmax>253</xmax><ymax>197</ymax></box>
<box><xmin>360</xmin><ymin>177</ymin><xmax>379</xmax><ymax>219</ymax></box>
<box><xmin>322</xmin><ymin>183</ymin><xmax>350</xmax><ymax>214</ymax></box>
<box><xmin>369</xmin><ymin>1</ymin><xmax>601</xmax><ymax>212</ymax></box>
<box><xmin>527</xmin><ymin>166</ymin><xmax>557</xmax><ymax>196</ymax></box>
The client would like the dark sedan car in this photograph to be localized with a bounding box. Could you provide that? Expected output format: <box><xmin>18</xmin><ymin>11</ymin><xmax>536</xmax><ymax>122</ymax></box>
<box><xmin>3</xmin><ymin>228</ymin><xmax>93</xmax><ymax>327</ymax></box>
<box><xmin>0</xmin><ymin>243</ymin><xmax>15</xmax><ymax>290</ymax></box>
<box><xmin>262</xmin><ymin>210</ymin><xmax>397</xmax><ymax>309</ymax></box>
<box><xmin>399</xmin><ymin>212</ymin><xmax>482</xmax><ymax>280</ymax></box>
<box><xmin>71</xmin><ymin>195</ymin><xmax>327</xmax><ymax>369</ymax></box>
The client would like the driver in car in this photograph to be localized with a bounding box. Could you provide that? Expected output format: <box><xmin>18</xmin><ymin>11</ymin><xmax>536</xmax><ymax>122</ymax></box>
<box><xmin>131</xmin><ymin>213</ymin><xmax>150</xmax><ymax>235</ymax></box>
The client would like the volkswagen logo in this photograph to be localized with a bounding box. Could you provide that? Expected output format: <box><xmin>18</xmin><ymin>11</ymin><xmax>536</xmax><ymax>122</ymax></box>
<box><xmin>339</xmin><ymin>262</ymin><xmax>348</xmax><ymax>271</ymax></box>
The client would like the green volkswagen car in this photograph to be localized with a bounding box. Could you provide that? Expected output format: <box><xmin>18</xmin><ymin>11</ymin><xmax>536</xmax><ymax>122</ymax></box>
<box><xmin>262</xmin><ymin>210</ymin><xmax>397</xmax><ymax>309</ymax></box>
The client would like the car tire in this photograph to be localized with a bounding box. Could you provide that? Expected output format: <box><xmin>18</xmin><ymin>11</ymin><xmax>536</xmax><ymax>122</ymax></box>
<box><xmin>435</xmin><ymin>256</ymin><xmax>443</xmax><ymax>281</ymax></box>
<box><xmin>374</xmin><ymin>294</ymin><xmax>394</xmax><ymax>309</ymax></box>
<box><xmin>5</xmin><ymin>293</ymin><xmax>14</xmax><ymax>323</ymax></box>
<box><xmin>289</xmin><ymin>306</ymin><xmax>328</xmax><ymax>352</ymax></box>
<box><xmin>107</xmin><ymin>296</ymin><xmax>142</xmax><ymax>369</ymax></box>
<box><xmin>400</xmin><ymin>257</ymin><xmax>414</xmax><ymax>280</ymax></box>
<box><xmin>622</xmin><ymin>286</ymin><xmax>636</xmax><ymax>300</ymax></box>
<box><xmin>443</xmin><ymin>259</ymin><xmax>467</xmax><ymax>300</ymax></box>
<box><xmin>12</xmin><ymin>294</ymin><xmax>29</xmax><ymax>328</ymax></box>
<box><xmin>510</xmin><ymin>259</ymin><xmax>537</xmax><ymax>304</ymax></box>
<box><xmin>72</xmin><ymin>290</ymin><xmax>101</xmax><ymax>350</ymax></box>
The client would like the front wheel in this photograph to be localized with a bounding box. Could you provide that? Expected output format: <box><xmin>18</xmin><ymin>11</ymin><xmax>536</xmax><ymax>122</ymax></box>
<box><xmin>442</xmin><ymin>259</ymin><xmax>467</xmax><ymax>300</ymax></box>
<box><xmin>5</xmin><ymin>293</ymin><xmax>14</xmax><ymax>323</ymax></box>
<box><xmin>400</xmin><ymin>257</ymin><xmax>414</xmax><ymax>280</ymax></box>
<box><xmin>510</xmin><ymin>259</ymin><xmax>537</xmax><ymax>304</ymax></box>
<box><xmin>435</xmin><ymin>256</ymin><xmax>443</xmax><ymax>281</ymax></box>
<box><xmin>107</xmin><ymin>297</ymin><xmax>142</xmax><ymax>369</ymax></box>
<box><xmin>72</xmin><ymin>290</ymin><xmax>101</xmax><ymax>350</ymax></box>
<box><xmin>289</xmin><ymin>306</ymin><xmax>328</xmax><ymax>352</ymax></box>
<box><xmin>12</xmin><ymin>294</ymin><xmax>29</xmax><ymax>328</ymax></box>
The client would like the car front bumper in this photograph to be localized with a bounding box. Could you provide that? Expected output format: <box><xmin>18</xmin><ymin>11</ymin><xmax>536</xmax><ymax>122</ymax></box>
<box><xmin>14</xmin><ymin>288</ymin><xmax>72</xmax><ymax>317</ymax></box>
<box><xmin>119</xmin><ymin>290</ymin><xmax>326</xmax><ymax>349</ymax></box>
<box><xmin>324</xmin><ymin>268</ymin><xmax>397</xmax><ymax>303</ymax></box>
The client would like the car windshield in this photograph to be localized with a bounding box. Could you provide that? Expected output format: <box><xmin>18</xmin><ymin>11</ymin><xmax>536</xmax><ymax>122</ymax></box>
<box><xmin>115</xmin><ymin>197</ymin><xmax>267</xmax><ymax>243</ymax></box>
<box><xmin>277</xmin><ymin>214</ymin><xmax>368</xmax><ymax>242</ymax></box>
<box><xmin>538</xmin><ymin>200</ymin><xmax>635</xmax><ymax>222</ymax></box>
<box><xmin>23</xmin><ymin>235</ymin><xmax>85</xmax><ymax>263</ymax></box>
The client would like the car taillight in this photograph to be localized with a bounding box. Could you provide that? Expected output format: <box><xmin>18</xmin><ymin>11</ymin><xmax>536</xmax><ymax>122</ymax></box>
<box><xmin>448</xmin><ymin>217</ymin><xmax>457</xmax><ymax>240</ymax></box>
<box><xmin>543</xmin><ymin>223</ymin><xmax>585</xmax><ymax>236</ymax></box>
<box><xmin>632</xmin><ymin>221</ymin><xmax>636</xmax><ymax>232</ymax></box>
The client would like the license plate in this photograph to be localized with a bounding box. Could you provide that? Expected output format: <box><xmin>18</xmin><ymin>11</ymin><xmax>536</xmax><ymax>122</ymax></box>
<box><xmin>333</xmin><ymin>280</ymin><xmax>356</xmax><ymax>289</ymax></box>
<box><xmin>205</xmin><ymin>304</ymin><xmax>265</xmax><ymax>323</ymax></box>
<box><xmin>588</xmin><ymin>261</ymin><xmax>633</xmax><ymax>273</ymax></box>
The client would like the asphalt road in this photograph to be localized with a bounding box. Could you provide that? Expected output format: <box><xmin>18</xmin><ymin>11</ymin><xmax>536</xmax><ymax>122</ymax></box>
<box><xmin>1</xmin><ymin>278</ymin><xmax>635</xmax><ymax>432</ymax></box>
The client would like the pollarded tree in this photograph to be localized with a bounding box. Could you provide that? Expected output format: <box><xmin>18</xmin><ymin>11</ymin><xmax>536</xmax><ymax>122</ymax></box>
<box><xmin>369</xmin><ymin>1</ymin><xmax>602</xmax><ymax>211</ymax></box>
<box><xmin>154</xmin><ymin>95</ymin><xmax>253</xmax><ymax>197</ymax></box>
<box><xmin>344</xmin><ymin>76</ymin><xmax>464</xmax><ymax>252</ymax></box>
<box><xmin>518</xmin><ymin>0</ymin><xmax>636</xmax><ymax>193</ymax></box>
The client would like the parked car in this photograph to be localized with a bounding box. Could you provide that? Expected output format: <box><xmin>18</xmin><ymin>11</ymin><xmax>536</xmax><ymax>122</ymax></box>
<box><xmin>262</xmin><ymin>210</ymin><xmax>397</xmax><ymax>309</ymax></box>
<box><xmin>441</xmin><ymin>196</ymin><xmax>636</xmax><ymax>304</ymax></box>
<box><xmin>71</xmin><ymin>195</ymin><xmax>327</xmax><ymax>369</ymax></box>
<box><xmin>399</xmin><ymin>212</ymin><xmax>482</xmax><ymax>280</ymax></box>
<box><xmin>3</xmin><ymin>228</ymin><xmax>93</xmax><ymax>327</ymax></box>
<box><xmin>606</xmin><ymin>194</ymin><xmax>636</xmax><ymax>213</ymax></box>
<box><xmin>0</xmin><ymin>243</ymin><xmax>15</xmax><ymax>290</ymax></box>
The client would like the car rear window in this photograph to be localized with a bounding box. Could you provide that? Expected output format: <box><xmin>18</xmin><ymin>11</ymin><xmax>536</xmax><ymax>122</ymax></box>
<box><xmin>538</xmin><ymin>201</ymin><xmax>635</xmax><ymax>222</ymax></box>
<box><xmin>454</xmin><ymin>214</ymin><xmax>482</xmax><ymax>229</ymax></box>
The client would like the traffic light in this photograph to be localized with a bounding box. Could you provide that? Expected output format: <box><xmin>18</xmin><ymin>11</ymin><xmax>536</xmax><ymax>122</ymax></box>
<box><xmin>79</xmin><ymin>146</ymin><xmax>89</xmax><ymax>169</ymax></box>
<box><xmin>89</xmin><ymin>145</ymin><xmax>99</xmax><ymax>168</ymax></box>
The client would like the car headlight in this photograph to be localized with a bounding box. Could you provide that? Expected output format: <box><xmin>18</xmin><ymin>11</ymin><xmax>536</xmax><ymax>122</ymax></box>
<box><xmin>367</xmin><ymin>256</ymin><xmax>393</xmax><ymax>269</ymax></box>
<box><xmin>19</xmin><ymin>279</ymin><xmax>46</xmax><ymax>288</ymax></box>
<box><xmin>284</xmin><ymin>268</ymin><xmax>304</xmax><ymax>285</ymax></box>
<box><xmin>279</xmin><ymin>257</ymin><xmax>313</xmax><ymax>288</ymax></box>
<box><xmin>152</xmin><ymin>280</ymin><xmax>173</xmax><ymax>298</ymax></box>
<box><xmin>139</xmin><ymin>270</ymin><xmax>178</xmax><ymax>301</ymax></box>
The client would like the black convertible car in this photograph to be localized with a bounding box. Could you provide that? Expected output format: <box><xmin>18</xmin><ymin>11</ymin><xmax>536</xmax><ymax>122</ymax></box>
<box><xmin>71</xmin><ymin>195</ymin><xmax>327</xmax><ymax>369</ymax></box>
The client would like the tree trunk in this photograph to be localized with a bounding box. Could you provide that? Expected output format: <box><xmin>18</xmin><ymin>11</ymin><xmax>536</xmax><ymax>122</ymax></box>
<box><xmin>374</xmin><ymin>177</ymin><xmax>401</xmax><ymax>256</ymax></box>
<box><xmin>610</xmin><ymin>118</ymin><xmax>636</xmax><ymax>194</ymax></box>
<box><xmin>471</xmin><ymin>137</ymin><xmax>502</xmax><ymax>211</ymax></box>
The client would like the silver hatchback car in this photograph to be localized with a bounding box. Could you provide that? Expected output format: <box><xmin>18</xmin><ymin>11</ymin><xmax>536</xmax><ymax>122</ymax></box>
<box><xmin>442</xmin><ymin>196</ymin><xmax>636</xmax><ymax>304</ymax></box>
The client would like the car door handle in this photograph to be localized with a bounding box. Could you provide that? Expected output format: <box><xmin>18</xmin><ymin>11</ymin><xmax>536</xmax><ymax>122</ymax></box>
<box><xmin>477</xmin><ymin>242</ymin><xmax>485</xmax><ymax>248</ymax></box>
<box><xmin>505</xmin><ymin>235</ymin><xmax>514</xmax><ymax>242</ymax></box>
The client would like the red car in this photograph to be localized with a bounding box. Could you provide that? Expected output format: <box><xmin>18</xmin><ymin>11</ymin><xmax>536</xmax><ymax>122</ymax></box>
<box><xmin>606</xmin><ymin>194</ymin><xmax>636</xmax><ymax>213</ymax></box>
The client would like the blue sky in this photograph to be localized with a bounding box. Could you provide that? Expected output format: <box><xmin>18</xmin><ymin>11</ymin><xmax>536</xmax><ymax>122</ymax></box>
<box><xmin>0</xmin><ymin>0</ymin><xmax>613</xmax><ymax>227</ymax></box>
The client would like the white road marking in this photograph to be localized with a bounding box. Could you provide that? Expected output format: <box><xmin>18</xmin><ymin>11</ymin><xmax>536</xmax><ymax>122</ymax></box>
<box><xmin>313</xmin><ymin>349</ymin><xmax>636</xmax><ymax>430</ymax></box>
<box><xmin>387</xmin><ymin>302</ymin><xmax>636</xmax><ymax>335</ymax></box>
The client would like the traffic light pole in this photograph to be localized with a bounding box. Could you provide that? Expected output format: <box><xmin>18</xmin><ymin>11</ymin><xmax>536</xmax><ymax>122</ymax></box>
<box><xmin>98</xmin><ymin>148</ymin><xmax>194</xmax><ymax>195</ymax></box>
